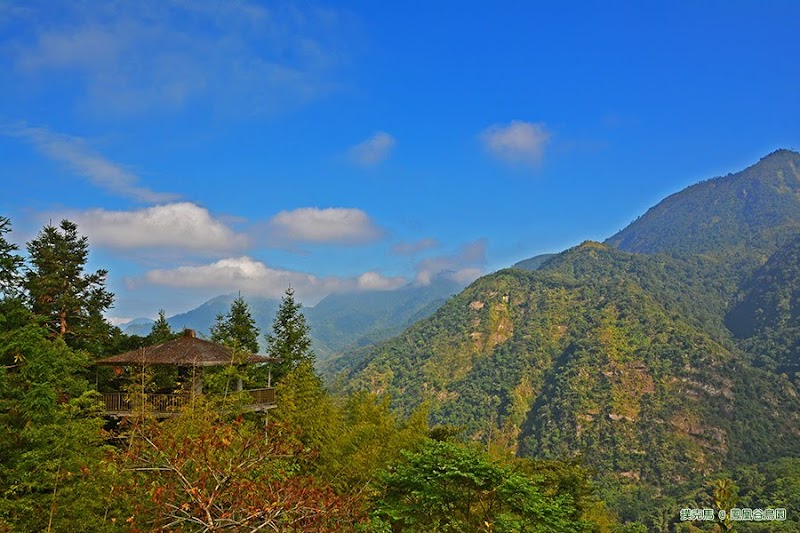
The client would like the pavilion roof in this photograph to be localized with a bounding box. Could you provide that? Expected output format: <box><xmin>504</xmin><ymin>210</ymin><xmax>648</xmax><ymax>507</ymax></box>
<box><xmin>95</xmin><ymin>329</ymin><xmax>280</xmax><ymax>367</ymax></box>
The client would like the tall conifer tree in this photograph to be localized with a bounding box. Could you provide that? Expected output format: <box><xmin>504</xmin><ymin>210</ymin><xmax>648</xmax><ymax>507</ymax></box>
<box><xmin>0</xmin><ymin>216</ymin><xmax>23</xmax><ymax>299</ymax></box>
<box><xmin>210</xmin><ymin>295</ymin><xmax>260</xmax><ymax>353</ymax></box>
<box><xmin>148</xmin><ymin>309</ymin><xmax>174</xmax><ymax>344</ymax></box>
<box><xmin>0</xmin><ymin>217</ymin><xmax>29</xmax><ymax>335</ymax></box>
<box><xmin>24</xmin><ymin>220</ymin><xmax>113</xmax><ymax>346</ymax></box>
<box><xmin>266</xmin><ymin>287</ymin><xmax>314</xmax><ymax>380</ymax></box>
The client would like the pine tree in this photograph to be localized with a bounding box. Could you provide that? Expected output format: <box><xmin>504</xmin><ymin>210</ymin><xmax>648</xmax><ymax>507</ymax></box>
<box><xmin>266</xmin><ymin>287</ymin><xmax>314</xmax><ymax>380</ymax></box>
<box><xmin>24</xmin><ymin>220</ymin><xmax>113</xmax><ymax>346</ymax></box>
<box><xmin>0</xmin><ymin>216</ymin><xmax>23</xmax><ymax>299</ymax></box>
<box><xmin>207</xmin><ymin>295</ymin><xmax>262</xmax><ymax>391</ymax></box>
<box><xmin>210</xmin><ymin>295</ymin><xmax>260</xmax><ymax>353</ymax></box>
<box><xmin>148</xmin><ymin>309</ymin><xmax>174</xmax><ymax>344</ymax></box>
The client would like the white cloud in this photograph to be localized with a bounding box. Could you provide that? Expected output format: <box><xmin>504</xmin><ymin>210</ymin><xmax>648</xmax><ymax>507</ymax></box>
<box><xmin>5</xmin><ymin>1</ymin><xmax>353</xmax><ymax>115</ymax></box>
<box><xmin>4</xmin><ymin>124</ymin><xmax>177</xmax><ymax>203</ymax></box>
<box><xmin>447</xmin><ymin>268</ymin><xmax>483</xmax><ymax>285</ymax></box>
<box><xmin>267</xmin><ymin>207</ymin><xmax>383</xmax><ymax>245</ymax></box>
<box><xmin>139</xmin><ymin>256</ymin><xmax>407</xmax><ymax>303</ymax></box>
<box><xmin>392</xmin><ymin>237</ymin><xmax>440</xmax><ymax>256</ymax></box>
<box><xmin>106</xmin><ymin>316</ymin><xmax>134</xmax><ymax>327</ymax></box>
<box><xmin>481</xmin><ymin>120</ymin><xmax>551</xmax><ymax>164</ymax></box>
<box><xmin>348</xmin><ymin>132</ymin><xmax>396</xmax><ymax>166</ymax></box>
<box><xmin>415</xmin><ymin>239</ymin><xmax>487</xmax><ymax>285</ymax></box>
<box><xmin>17</xmin><ymin>26</ymin><xmax>123</xmax><ymax>72</ymax></box>
<box><xmin>69</xmin><ymin>202</ymin><xmax>247</xmax><ymax>251</ymax></box>
<box><xmin>357</xmin><ymin>271</ymin><xmax>406</xmax><ymax>291</ymax></box>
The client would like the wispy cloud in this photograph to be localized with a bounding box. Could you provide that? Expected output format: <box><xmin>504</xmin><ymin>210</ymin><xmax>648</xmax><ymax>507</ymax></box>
<box><xmin>67</xmin><ymin>202</ymin><xmax>247</xmax><ymax>252</ymax></box>
<box><xmin>481</xmin><ymin>120</ymin><xmax>551</xmax><ymax>165</ymax></box>
<box><xmin>138</xmin><ymin>256</ymin><xmax>407</xmax><ymax>304</ymax></box>
<box><xmin>5</xmin><ymin>1</ymin><xmax>355</xmax><ymax>115</ymax></box>
<box><xmin>266</xmin><ymin>207</ymin><xmax>383</xmax><ymax>246</ymax></box>
<box><xmin>415</xmin><ymin>239</ymin><xmax>487</xmax><ymax>285</ymax></box>
<box><xmin>348</xmin><ymin>131</ymin><xmax>396</xmax><ymax>166</ymax></box>
<box><xmin>4</xmin><ymin>124</ymin><xmax>177</xmax><ymax>203</ymax></box>
<box><xmin>392</xmin><ymin>237</ymin><xmax>440</xmax><ymax>256</ymax></box>
<box><xmin>356</xmin><ymin>271</ymin><xmax>407</xmax><ymax>290</ymax></box>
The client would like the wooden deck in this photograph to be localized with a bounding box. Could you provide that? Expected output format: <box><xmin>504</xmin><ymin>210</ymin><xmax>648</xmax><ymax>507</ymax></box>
<box><xmin>101</xmin><ymin>387</ymin><xmax>276</xmax><ymax>417</ymax></box>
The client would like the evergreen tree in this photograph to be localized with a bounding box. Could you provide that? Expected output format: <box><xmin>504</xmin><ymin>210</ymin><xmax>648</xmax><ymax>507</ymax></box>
<box><xmin>210</xmin><ymin>295</ymin><xmax>260</xmax><ymax>352</ymax></box>
<box><xmin>266</xmin><ymin>287</ymin><xmax>314</xmax><ymax>380</ymax></box>
<box><xmin>24</xmin><ymin>220</ymin><xmax>113</xmax><ymax>348</ymax></box>
<box><xmin>142</xmin><ymin>309</ymin><xmax>180</xmax><ymax>391</ymax></box>
<box><xmin>0</xmin><ymin>321</ymin><xmax>109</xmax><ymax>530</ymax></box>
<box><xmin>0</xmin><ymin>216</ymin><xmax>23</xmax><ymax>299</ymax></box>
<box><xmin>147</xmin><ymin>309</ymin><xmax>174</xmax><ymax>344</ymax></box>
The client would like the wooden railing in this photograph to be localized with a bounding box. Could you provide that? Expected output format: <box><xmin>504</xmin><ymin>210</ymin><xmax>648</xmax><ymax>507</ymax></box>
<box><xmin>100</xmin><ymin>388</ymin><xmax>276</xmax><ymax>416</ymax></box>
<box><xmin>246</xmin><ymin>387</ymin><xmax>275</xmax><ymax>405</ymax></box>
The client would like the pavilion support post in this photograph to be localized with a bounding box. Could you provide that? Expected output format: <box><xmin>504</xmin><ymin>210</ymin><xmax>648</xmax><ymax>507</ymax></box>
<box><xmin>264</xmin><ymin>366</ymin><xmax>272</xmax><ymax>444</ymax></box>
<box><xmin>191</xmin><ymin>366</ymin><xmax>203</xmax><ymax>398</ymax></box>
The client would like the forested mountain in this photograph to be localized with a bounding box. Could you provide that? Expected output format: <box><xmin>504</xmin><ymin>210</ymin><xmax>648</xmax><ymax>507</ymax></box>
<box><xmin>606</xmin><ymin>149</ymin><xmax>800</xmax><ymax>264</ymax></box>
<box><xmin>512</xmin><ymin>253</ymin><xmax>557</xmax><ymax>271</ymax></box>
<box><xmin>727</xmin><ymin>234</ymin><xmax>800</xmax><ymax>379</ymax></box>
<box><xmin>335</xmin><ymin>244</ymin><xmax>800</xmax><ymax>477</ymax></box>
<box><xmin>332</xmin><ymin>150</ymin><xmax>800</xmax><ymax>526</ymax></box>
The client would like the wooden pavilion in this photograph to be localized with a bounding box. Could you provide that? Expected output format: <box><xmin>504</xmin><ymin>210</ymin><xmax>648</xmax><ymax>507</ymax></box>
<box><xmin>95</xmin><ymin>329</ymin><xmax>280</xmax><ymax>417</ymax></box>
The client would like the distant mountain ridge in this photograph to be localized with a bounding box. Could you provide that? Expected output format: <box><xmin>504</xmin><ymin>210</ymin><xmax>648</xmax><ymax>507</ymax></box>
<box><xmin>605</xmin><ymin>149</ymin><xmax>800</xmax><ymax>262</ymax></box>
<box><xmin>121</xmin><ymin>275</ymin><xmax>466</xmax><ymax>360</ymax></box>
<box><xmin>309</xmin><ymin>276</ymin><xmax>464</xmax><ymax>356</ymax></box>
<box><xmin>512</xmin><ymin>253</ymin><xmax>557</xmax><ymax>271</ymax></box>
<box><xmin>121</xmin><ymin>317</ymin><xmax>157</xmax><ymax>337</ymax></box>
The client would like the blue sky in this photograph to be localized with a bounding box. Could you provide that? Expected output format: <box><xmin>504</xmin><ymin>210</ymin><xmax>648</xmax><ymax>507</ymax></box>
<box><xmin>1</xmin><ymin>1</ymin><xmax>798</xmax><ymax>321</ymax></box>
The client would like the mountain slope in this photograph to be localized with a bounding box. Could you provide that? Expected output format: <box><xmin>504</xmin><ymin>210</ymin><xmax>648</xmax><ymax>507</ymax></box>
<box><xmin>512</xmin><ymin>253</ymin><xmax>557</xmax><ymax>271</ymax></box>
<box><xmin>605</xmin><ymin>149</ymin><xmax>800</xmax><ymax>264</ymax></box>
<box><xmin>121</xmin><ymin>317</ymin><xmax>156</xmax><ymax>337</ymax></box>
<box><xmin>726</xmin><ymin>234</ymin><xmax>800</xmax><ymax>378</ymax></box>
<box><xmin>336</xmin><ymin>243</ymin><xmax>800</xmax><ymax>483</ymax></box>
<box><xmin>308</xmin><ymin>276</ymin><xmax>463</xmax><ymax>356</ymax></box>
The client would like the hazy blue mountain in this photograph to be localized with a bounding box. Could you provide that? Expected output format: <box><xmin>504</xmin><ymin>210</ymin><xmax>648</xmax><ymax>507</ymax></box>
<box><xmin>167</xmin><ymin>294</ymin><xmax>280</xmax><ymax>344</ymax></box>
<box><xmin>308</xmin><ymin>275</ymin><xmax>464</xmax><ymax>356</ymax></box>
<box><xmin>121</xmin><ymin>274</ymin><xmax>465</xmax><ymax>360</ymax></box>
<box><xmin>512</xmin><ymin>253</ymin><xmax>557</xmax><ymax>271</ymax></box>
<box><xmin>121</xmin><ymin>317</ymin><xmax>155</xmax><ymax>337</ymax></box>
<box><xmin>123</xmin><ymin>294</ymin><xmax>280</xmax><ymax>345</ymax></box>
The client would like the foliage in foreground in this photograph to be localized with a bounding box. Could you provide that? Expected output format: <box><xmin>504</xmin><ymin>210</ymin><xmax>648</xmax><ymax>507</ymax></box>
<box><xmin>112</xmin><ymin>405</ymin><xmax>367</xmax><ymax>532</ymax></box>
<box><xmin>0</xmin><ymin>311</ymin><xmax>111</xmax><ymax>531</ymax></box>
<box><xmin>371</xmin><ymin>438</ymin><xmax>593</xmax><ymax>532</ymax></box>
